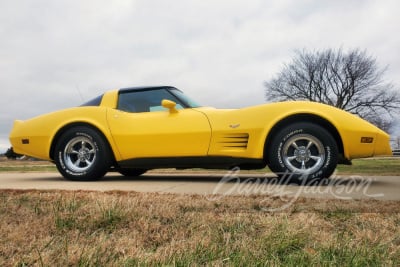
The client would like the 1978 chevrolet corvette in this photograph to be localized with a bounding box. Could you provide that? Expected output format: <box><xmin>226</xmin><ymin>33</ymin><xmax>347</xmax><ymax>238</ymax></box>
<box><xmin>9</xmin><ymin>86</ymin><xmax>392</xmax><ymax>181</ymax></box>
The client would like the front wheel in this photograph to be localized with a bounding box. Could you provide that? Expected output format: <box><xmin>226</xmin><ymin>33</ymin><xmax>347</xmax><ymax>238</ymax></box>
<box><xmin>54</xmin><ymin>127</ymin><xmax>112</xmax><ymax>181</ymax></box>
<box><xmin>267</xmin><ymin>122</ymin><xmax>338</xmax><ymax>182</ymax></box>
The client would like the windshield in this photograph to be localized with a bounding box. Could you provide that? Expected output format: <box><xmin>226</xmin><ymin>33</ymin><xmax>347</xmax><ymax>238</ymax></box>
<box><xmin>170</xmin><ymin>89</ymin><xmax>201</xmax><ymax>108</ymax></box>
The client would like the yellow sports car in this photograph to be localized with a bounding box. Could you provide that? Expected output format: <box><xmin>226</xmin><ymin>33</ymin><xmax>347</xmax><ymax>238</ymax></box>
<box><xmin>9</xmin><ymin>86</ymin><xmax>392</xmax><ymax>181</ymax></box>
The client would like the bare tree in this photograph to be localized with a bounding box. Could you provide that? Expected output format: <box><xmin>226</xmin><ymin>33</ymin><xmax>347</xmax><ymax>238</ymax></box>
<box><xmin>265</xmin><ymin>48</ymin><xmax>400</xmax><ymax>130</ymax></box>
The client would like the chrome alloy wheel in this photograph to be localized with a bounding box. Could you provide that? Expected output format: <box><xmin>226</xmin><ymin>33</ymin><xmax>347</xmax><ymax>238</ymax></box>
<box><xmin>63</xmin><ymin>136</ymin><xmax>97</xmax><ymax>173</ymax></box>
<box><xmin>282</xmin><ymin>134</ymin><xmax>325</xmax><ymax>174</ymax></box>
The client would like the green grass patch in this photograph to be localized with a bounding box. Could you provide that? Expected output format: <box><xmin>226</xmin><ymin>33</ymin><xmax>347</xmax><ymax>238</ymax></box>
<box><xmin>336</xmin><ymin>158</ymin><xmax>400</xmax><ymax>176</ymax></box>
<box><xmin>0</xmin><ymin>160</ymin><xmax>57</xmax><ymax>172</ymax></box>
<box><xmin>0</xmin><ymin>166</ymin><xmax>56</xmax><ymax>172</ymax></box>
<box><xmin>1</xmin><ymin>158</ymin><xmax>400</xmax><ymax>175</ymax></box>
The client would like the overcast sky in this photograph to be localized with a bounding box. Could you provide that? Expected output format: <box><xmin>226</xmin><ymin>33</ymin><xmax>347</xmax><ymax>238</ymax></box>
<box><xmin>1</xmin><ymin>0</ymin><xmax>399</xmax><ymax>152</ymax></box>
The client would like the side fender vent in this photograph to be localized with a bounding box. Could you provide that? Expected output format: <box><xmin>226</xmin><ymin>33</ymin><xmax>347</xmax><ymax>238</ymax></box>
<box><xmin>219</xmin><ymin>133</ymin><xmax>249</xmax><ymax>149</ymax></box>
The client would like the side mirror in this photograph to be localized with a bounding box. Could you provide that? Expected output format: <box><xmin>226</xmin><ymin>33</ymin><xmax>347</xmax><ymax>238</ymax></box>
<box><xmin>161</xmin><ymin>99</ymin><xmax>178</xmax><ymax>113</ymax></box>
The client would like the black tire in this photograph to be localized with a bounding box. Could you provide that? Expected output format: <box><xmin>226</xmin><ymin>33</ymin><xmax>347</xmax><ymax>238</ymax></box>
<box><xmin>118</xmin><ymin>168</ymin><xmax>147</xmax><ymax>177</ymax></box>
<box><xmin>54</xmin><ymin>126</ymin><xmax>112</xmax><ymax>181</ymax></box>
<box><xmin>267</xmin><ymin>122</ymin><xmax>338</xmax><ymax>182</ymax></box>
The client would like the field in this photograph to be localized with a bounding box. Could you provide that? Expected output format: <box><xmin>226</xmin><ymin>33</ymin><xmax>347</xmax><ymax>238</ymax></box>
<box><xmin>1</xmin><ymin>190</ymin><xmax>399</xmax><ymax>266</ymax></box>
<box><xmin>0</xmin><ymin>157</ymin><xmax>399</xmax><ymax>265</ymax></box>
<box><xmin>336</xmin><ymin>157</ymin><xmax>400</xmax><ymax>176</ymax></box>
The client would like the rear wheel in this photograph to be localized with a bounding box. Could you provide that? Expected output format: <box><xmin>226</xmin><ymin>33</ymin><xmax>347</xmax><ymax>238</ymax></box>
<box><xmin>54</xmin><ymin>126</ymin><xmax>111</xmax><ymax>181</ymax></box>
<box><xmin>267</xmin><ymin>122</ymin><xmax>338</xmax><ymax>182</ymax></box>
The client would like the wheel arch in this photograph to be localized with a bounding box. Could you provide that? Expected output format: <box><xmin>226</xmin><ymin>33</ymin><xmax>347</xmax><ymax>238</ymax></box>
<box><xmin>263</xmin><ymin>113</ymin><xmax>345</xmax><ymax>164</ymax></box>
<box><xmin>49</xmin><ymin>122</ymin><xmax>116</xmax><ymax>164</ymax></box>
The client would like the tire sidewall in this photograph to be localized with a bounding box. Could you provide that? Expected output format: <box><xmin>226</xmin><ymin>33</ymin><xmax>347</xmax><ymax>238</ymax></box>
<box><xmin>55</xmin><ymin>127</ymin><xmax>110</xmax><ymax>181</ymax></box>
<box><xmin>270</xmin><ymin>123</ymin><xmax>338</xmax><ymax>180</ymax></box>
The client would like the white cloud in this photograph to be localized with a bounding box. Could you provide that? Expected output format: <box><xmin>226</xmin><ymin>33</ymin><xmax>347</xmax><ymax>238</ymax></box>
<box><xmin>0</xmin><ymin>136</ymin><xmax>10</xmax><ymax>154</ymax></box>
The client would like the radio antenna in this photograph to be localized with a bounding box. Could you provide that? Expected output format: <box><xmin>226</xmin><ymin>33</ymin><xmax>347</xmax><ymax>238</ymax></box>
<box><xmin>76</xmin><ymin>84</ymin><xmax>84</xmax><ymax>102</ymax></box>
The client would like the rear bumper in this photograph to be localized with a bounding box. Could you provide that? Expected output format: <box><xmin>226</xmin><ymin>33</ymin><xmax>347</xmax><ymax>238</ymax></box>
<box><xmin>9</xmin><ymin>120</ymin><xmax>51</xmax><ymax>160</ymax></box>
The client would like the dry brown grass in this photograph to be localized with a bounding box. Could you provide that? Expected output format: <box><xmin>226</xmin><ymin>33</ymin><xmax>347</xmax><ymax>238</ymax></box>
<box><xmin>0</xmin><ymin>189</ymin><xmax>399</xmax><ymax>266</ymax></box>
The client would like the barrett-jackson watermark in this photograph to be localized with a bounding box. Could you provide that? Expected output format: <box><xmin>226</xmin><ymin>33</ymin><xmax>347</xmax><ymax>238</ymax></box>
<box><xmin>206</xmin><ymin>167</ymin><xmax>383</xmax><ymax>212</ymax></box>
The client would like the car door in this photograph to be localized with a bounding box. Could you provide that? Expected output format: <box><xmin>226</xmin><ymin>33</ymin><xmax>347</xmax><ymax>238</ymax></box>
<box><xmin>106</xmin><ymin>88</ymin><xmax>211</xmax><ymax>160</ymax></box>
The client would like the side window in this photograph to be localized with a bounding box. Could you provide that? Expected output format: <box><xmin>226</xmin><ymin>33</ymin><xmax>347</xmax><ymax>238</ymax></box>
<box><xmin>117</xmin><ymin>89</ymin><xmax>184</xmax><ymax>113</ymax></box>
